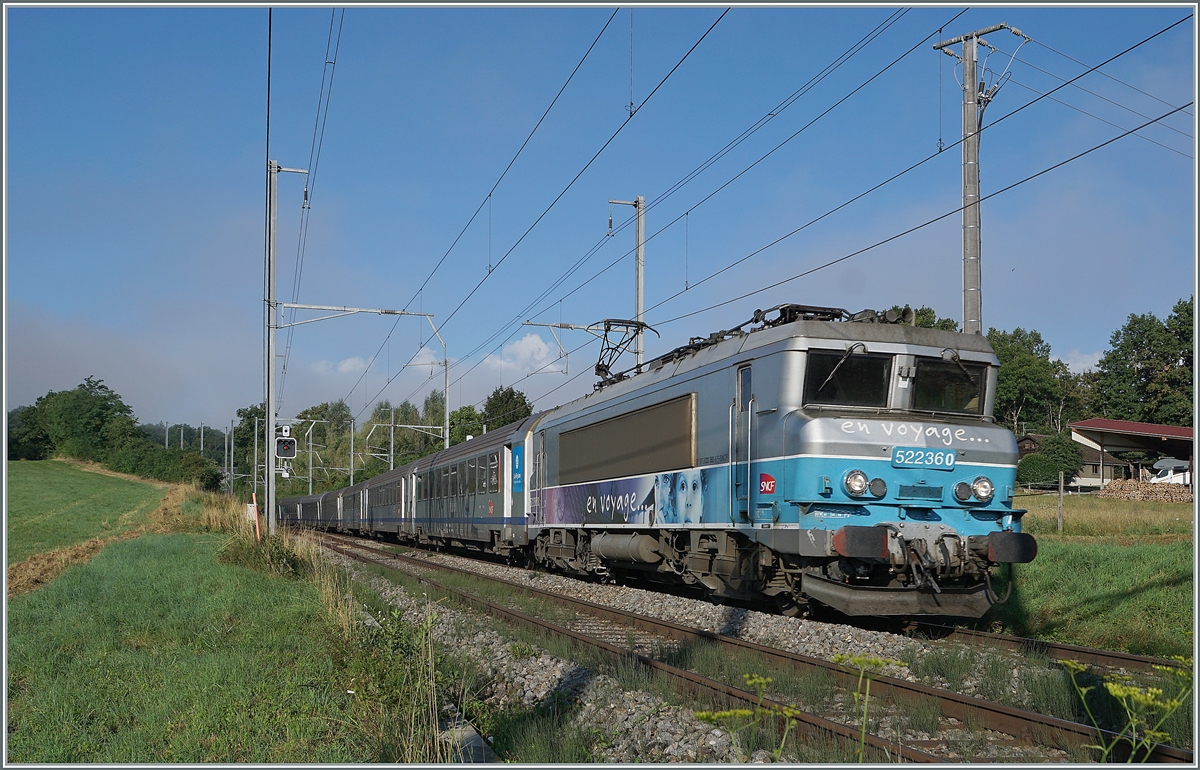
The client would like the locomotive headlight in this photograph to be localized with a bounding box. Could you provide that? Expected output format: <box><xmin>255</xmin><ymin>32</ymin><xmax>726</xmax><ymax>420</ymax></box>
<box><xmin>954</xmin><ymin>481</ymin><xmax>974</xmax><ymax>502</ymax></box>
<box><xmin>971</xmin><ymin>476</ymin><xmax>995</xmax><ymax>502</ymax></box>
<box><xmin>868</xmin><ymin>477</ymin><xmax>887</xmax><ymax>497</ymax></box>
<box><xmin>844</xmin><ymin>470</ymin><xmax>869</xmax><ymax>496</ymax></box>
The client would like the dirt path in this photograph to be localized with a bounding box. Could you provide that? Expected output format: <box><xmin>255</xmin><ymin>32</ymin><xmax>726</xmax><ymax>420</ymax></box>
<box><xmin>53</xmin><ymin>457</ymin><xmax>171</xmax><ymax>487</ymax></box>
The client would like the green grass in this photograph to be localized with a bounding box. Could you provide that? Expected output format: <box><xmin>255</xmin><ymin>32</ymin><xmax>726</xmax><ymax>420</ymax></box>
<box><xmin>983</xmin><ymin>537</ymin><xmax>1193</xmax><ymax>658</ymax></box>
<box><xmin>6</xmin><ymin>460</ymin><xmax>166</xmax><ymax>564</ymax></box>
<box><xmin>1015</xmin><ymin>492</ymin><xmax>1192</xmax><ymax>537</ymax></box>
<box><xmin>7</xmin><ymin>532</ymin><xmax>372</xmax><ymax>762</ymax></box>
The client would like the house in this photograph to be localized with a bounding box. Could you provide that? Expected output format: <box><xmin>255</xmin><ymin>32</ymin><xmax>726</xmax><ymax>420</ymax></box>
<box><xmin>1015</xmin><ymin>433</ymin><xmax>1124</xmax><ymax>490</ymax></box>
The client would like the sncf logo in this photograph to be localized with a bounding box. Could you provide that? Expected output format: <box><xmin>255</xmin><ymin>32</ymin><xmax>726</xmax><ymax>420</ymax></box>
<box><xmin>759</xmin><ymin>474</ymin><xmax>776</xmax><ymax>495</ymax></box>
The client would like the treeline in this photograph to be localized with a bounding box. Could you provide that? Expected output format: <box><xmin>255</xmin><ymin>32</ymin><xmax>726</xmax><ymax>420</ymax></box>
<box><xmin>898</xmin><ymin>299</ymin><xmax>1193</xmax><ymax>485</ymax></box>
<box><xmin>7</xmin><ymin>377</ymin><xmax>222</xmax><ymax>490</ymax></box>
<box><xmin>238</xmin><ymin>386</ymin><xmax>534</xmax><ymax>499</ymax></box>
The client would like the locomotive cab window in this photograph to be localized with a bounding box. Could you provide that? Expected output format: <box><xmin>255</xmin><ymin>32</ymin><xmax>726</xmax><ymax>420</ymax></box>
<box><xmin>912</xmin><ymin>357</ymin><xmax>986</xmax><ymax>414</ymax></box>
<box><xmin>803</xmin><ymin>349</ymin><xmax>892</xmax><ymax>407</ymax></box>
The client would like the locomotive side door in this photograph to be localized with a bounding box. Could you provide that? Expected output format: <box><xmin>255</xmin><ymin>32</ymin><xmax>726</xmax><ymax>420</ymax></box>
<box><xmin>734</xmin><ymin>364</ymin><xmax>754</xmax><ymax>522</ymax></box>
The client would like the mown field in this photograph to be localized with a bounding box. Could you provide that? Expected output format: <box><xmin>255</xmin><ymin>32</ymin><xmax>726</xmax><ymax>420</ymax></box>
<box><xmin>982</xmin><ymin>493</ymin><xmax>1194</xmax><ymax>658</ymax></box>
<box><xmin>6</xmin><ymin>459</ymin><xmax>167</xmax><ymax>565</ymax></box>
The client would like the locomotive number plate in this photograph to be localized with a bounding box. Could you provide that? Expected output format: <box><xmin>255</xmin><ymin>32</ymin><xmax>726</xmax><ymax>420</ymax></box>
<box><xmin>891</xmin><ymin>446</ymin><xmax>956</xmax><ymax>470</ymax></box>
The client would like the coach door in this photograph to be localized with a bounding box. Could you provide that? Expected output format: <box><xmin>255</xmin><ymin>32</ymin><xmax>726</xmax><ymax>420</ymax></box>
<box><xmin>734</xmin><ymin>364</ymin><xmax>754</xmax><ymax>522</ymax></box>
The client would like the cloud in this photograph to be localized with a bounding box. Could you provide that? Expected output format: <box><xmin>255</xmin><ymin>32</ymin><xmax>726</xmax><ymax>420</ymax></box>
<box><xmin>483</xmin><ymin>333</ymin><xmax>558</xmax><ymax>377</ymax></box>
<box><xmin>1058</xmin><ymin>349</ymin><xmax>1103</xmax><ymax>374</ymax></box>
<box><xmin>336</xmin><ymin>357</ymin><xmax>368</xmax><ymax>374</ymax></box>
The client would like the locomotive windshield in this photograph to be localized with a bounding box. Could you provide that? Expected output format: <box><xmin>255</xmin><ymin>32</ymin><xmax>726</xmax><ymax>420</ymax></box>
<box><xmin>803</xmin><ymin>349</ymin><xmax>892</xmax><ymax>407</ymax></box>
<box><xmin>911</xmin><ymin>357</ymin><xmax>987</xmax><ymax>414</ymax></box>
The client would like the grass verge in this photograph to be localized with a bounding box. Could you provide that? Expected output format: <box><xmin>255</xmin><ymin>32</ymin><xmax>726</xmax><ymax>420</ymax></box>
<box><xmin>983</xmin><ymin>538</ymin><xmax>1192</xmax><ymax>659</ymax></box>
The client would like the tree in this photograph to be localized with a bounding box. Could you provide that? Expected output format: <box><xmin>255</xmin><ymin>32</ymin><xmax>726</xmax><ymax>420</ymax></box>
<box><xmin>482</xmin><ymin>386</ymin><xmax>533</xmax><ymax>431</ymax></box>
<box><xmin>987</xmin><ymin>328</ymin><xmax>1057</xmax><ymax>433</ymax></box>
<box><xmin>1095</xmin><ymin>297</ymin><xmax>1193</xmax><ymax>426</ymax></box>
<box><xmin>7</xmin><ymin>405</ymin><xmax>50</xmax><ymax>460</ymax></box>
<box><xmin>1037</xmin><ymin>431</ymin><xmax>1083</xmax><ymax>480</ymax></box>
<box><xmin>1016</xmin><ymin>453</ymin><xmax>1059</xmax><ymax>486</ymax></box>
<box><xmin>449</xmin><ymin>405</ymin><xmax>483</xmax><ymax>446</ymax></box>
<box><xmin>36</xmin><ymin>377</ymin><xmax>136</xmax><ymax>460</ymax></box>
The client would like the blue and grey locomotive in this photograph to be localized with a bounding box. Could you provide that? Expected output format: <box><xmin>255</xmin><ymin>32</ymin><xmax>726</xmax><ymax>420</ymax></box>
<box><xmin>279</xmin><ymin>304</ymin><xmax>1036</xmax><ymax>618</ymax></box>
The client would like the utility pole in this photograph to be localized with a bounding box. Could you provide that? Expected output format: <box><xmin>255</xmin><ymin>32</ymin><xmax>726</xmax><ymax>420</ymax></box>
<box><xmin>253</xmin><ymin>416</ymin><xmax>259</xmax><ymax>505</ymax></box>
<box><xmin>164</xmin><ymin>423</ymin><xmax>169</xmax><ymax>449</ymax></box>
<box><xmin>350</xmin><ymin>419</ymin><xmax>355</xmax><ymax>486</ymax></box>
<box><xmin>266</xmin><ymin>159</ymin><xmax>309</xmax><ymax>537</ymax></box>
<box><xmin>933</xmin><ymin>23</ymin><xmax>1024</xmax><ymax>336</ymax></box>
<box><xmin>609</xmin><ymin>196</ymin><xmax>645</xmax><ymax>370</ymax></box>
<box><xmin>390</xmin><ymin>407</ymin><xmax>395</xmax><ymax>470</ymax></box>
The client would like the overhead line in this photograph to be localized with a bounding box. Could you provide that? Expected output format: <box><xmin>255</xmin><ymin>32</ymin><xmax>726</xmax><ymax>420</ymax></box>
<box><xmin>433</xmin><ymin>9</ymin><xmax>731</xmax><ymax>335</ymax></box>
<box><xmin>342</xmin><ymin>9</ymin><xmax>620</xmax><ymax>410</ymax></box>
<box><xmin>417</xmin><ymin>2</ymin><xmax>895</xmax><ymax>384</ymax></box>
<box><xmin>351</xmin><ymin>8</ymin><xmax>730</xmax><ymax>418</ymax></box>
<box><xmin>550</xmin><ymin>8</ymin><xmax>971</xmax><ymax>309</ymax></box>
<box><xmin>279</xmin><ymin>8</ymin><xmax>346</xmax><ymax>408</ymax></box>
<box><xmin>649</xmin><ymin>102</ymin><xmax>1192</xmax><ymax>330</ymax></box>
<box><xmin>630</xmin><ymin>14</ymin><xmax>1192</xmax><ymax>320</ymax></box>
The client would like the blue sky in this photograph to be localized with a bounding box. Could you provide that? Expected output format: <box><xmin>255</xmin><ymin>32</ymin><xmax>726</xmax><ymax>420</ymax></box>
<box><xmin>5</xmin><ymin>5</ymin><xmax>1195</xmax><ymax>430</ymax></box>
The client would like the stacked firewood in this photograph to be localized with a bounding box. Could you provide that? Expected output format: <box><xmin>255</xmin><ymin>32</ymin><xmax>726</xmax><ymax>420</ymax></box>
<box><xmin>1098</xmin><ymin>478</ymin><xmax>1193</xmax><ymax>503</ymax></box>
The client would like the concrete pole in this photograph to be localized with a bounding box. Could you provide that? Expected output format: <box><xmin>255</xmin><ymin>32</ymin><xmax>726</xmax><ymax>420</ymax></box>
<box><xmin>253</xmin><ymin>416</ymin><xmax>259</xmax><ymax>505</ymax></box>
<box><xmin>350</xmin><ymin>418</ymin><xmax>355</xmax><ymax>486</ymax></box>
<box><xmin>267</xmin><ymin>159</ymin><xmax>278</xmax><ymax>535</ymax></box>
<box><xmin>390</xmin><ymin>407</ymin><xmax>395</xmax><ymax>470</ymax></box>
<box><xmin>200</xmin><ymin>423</ymin><xmax>204</xmax><ymax>455</ymax></box>
<box><xmin>444</xmin><ymin>351</ymin><xmax>450</xmax><ymax>450</ymax></box>
<box><xmin>961</xmin><ymin>36</ymin><xmax>982</xmax><ymax>336</ymax></box>
<box><xmin>635</xmin><ymin>195</ymin><xmax>645</xmax><ymax>370</ymax></box>
<box><xmin>165</xmin><ymin>423</ymin><xmax>169</xmax><ymax>449</ymax></box>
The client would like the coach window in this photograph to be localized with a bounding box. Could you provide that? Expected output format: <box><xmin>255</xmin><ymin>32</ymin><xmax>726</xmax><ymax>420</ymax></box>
<box><xmin>477</xmin><ymin>456</ymin><xmax>487</xmax><ymax>493</ymax></box>
<box><xmin>467</xmin><ymin>458</ymin><xmax>477</xmax><ymax>494</ymax></box>
<box><xmin>458</xmin><ymin>461</ymin><xmax>467</xmax><ymax>495</ymax></box>
<box><xmin>488</xmin><ymin>453</ymin><xmax>499</xmax><ymax>493</ymax></box>
<box><xmin>450</xmin><ymin>464</ymin><xmax>458</xmax><ymax>497</ymax></box>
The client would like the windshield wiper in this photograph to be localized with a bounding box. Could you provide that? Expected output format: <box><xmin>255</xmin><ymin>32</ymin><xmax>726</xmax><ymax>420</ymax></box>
<box><xmin>818</xmin><ymin>342</ymin><xmax>866</xmax><ymax>392</ymax></box>
<box><xmin>940</xmin><ymin>348</ymin><xmax>978</xmax><ymax>384</ymax></box>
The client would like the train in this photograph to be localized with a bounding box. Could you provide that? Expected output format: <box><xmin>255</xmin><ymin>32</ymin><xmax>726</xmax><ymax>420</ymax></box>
<box><xmin>279</xmin><ymin>303</ymin><xmax>1037</xmax><ymax>618</ymax></box>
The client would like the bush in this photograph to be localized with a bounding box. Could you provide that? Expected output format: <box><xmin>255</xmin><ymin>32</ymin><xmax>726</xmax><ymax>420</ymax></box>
<box><xmin>1017</xmin><ymin>453</ymin><xmax>1059</xmax><ymax>486</ymax></box>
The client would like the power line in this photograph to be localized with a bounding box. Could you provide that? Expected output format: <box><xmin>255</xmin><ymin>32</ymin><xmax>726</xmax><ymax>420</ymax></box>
<box><xmin>987</xmin><ymin>45</ymin><xmax>1192</xmax><ymax>140</ymax></box>
<box><xmin>418</xmin><ymin>6</ymin><xmax>917</xmax><ymax>388</ymax></box>
<box><xmin>1032</xmin><ymin>36</ymin><xmax>1190</xmax><ymax>113</ymax></box>
<box><xmin>279</xmin><ymin>8</ymin><xmax>347</xmax><ymax>408</ymax></box>
<box><xmin>1000</xmin><ymin>75</ymin><xmax>1190</xmax><ymax>158</ymax></box>
<box><xmin>618</xmin><ymin>14</ymin><xmax>1193</xmax><ymax>324</ymax></box>
<box><xmin>351</xmin><ymin>8</ymin><xmax>730</xmax><ymax>419</ymax></box>
<box><xmin>342</xmin><ymin>9</ymin><xmax>620</xmax><ymax>409</ymax></box>
<box><xmin>648</xmin><ymin>101</ymin><xmax>1192</xmax><ymax>331</ymax></box>
<box><xmin>433</xmin><ymin>9</ymin><xmax>731</xmax><ymax>336</ymax></box>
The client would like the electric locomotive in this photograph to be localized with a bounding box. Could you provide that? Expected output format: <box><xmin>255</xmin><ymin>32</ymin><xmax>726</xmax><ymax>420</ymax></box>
<box><xmin>280</xmin><ymin>303</ymin><xmax>1036</xmax><ymax>618</ymax></box>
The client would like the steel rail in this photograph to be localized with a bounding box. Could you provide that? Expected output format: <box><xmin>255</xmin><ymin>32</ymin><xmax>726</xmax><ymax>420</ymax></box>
<box><xmin>320</xmin><ymin>531</ymin><xmax>1192</xmax><ymax>764</ymax></box>
<box><xmin>906</xmin><ymin>622</ymin><xmax>1185</xmax><ymax>673</ymax></box>
<box><xmin>316</xmin><ymin>534</ymin><xmax>942</xmax><ymax>763</ymax></box>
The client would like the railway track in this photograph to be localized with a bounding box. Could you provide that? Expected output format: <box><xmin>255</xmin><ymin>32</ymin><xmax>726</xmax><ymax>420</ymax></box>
<box><xmin>314</xmin><ymin>531</ymin><xmax>1192</xmax><ymax>763</ymax></box>
<box><xmin>904</xmin><ymin>621</ymin><xmax>1185</xmax><ymax>674</ymax></box>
